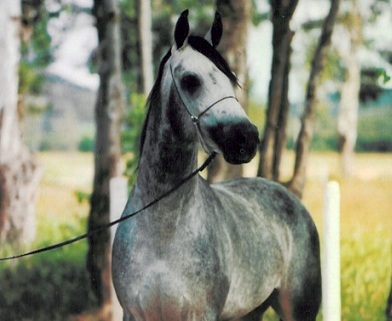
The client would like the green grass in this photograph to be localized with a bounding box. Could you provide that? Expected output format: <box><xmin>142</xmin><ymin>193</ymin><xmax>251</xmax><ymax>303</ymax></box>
<box><xmin>1</xmin><ymin>151</ymin><xmax>391</xmax><ymax>320</ymax></box>
<box><xmin>357</xmin><ymin>107</ymin><xmax>392</xmax><ymax>152</ymax></box>
<box><xmin>340</xmin><ymin>234</ymin><xmax>390</xmax><ymax>321</ymax></box>
<box><xmin>301</xmin><ymin>153</ymin><xmax>392</xmax><ymax>321</ymax></box>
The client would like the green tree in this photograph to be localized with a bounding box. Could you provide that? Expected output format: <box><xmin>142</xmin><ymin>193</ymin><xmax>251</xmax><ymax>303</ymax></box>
<box><xmin>288</xmin><ymin>0</ymin><xmax>341</xmax><ymax>197</ymax></box>
<box><xmin>257</xmin><ymin>0</ymin><xmax>299</xmax><ymax>182</ymax></box>
<box><xmin>255</xmin><ymin>0</ymin><xmax>341</xmax><ymax>198</ymax></box>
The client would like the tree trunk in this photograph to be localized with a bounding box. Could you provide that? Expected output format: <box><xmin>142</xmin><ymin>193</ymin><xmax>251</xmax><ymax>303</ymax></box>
<box><xmin>337</xmin><ymin>1</ymin><xmax>361</xmax><ymax>177</ymax></box>
<box><xmin>288</xmin><ymin>0</ymin><xmax>340</xmax><ymax>198</ymax></box>
<box><xmin>338</xmin><ymin>57</ymin><xmax>360</xmax><ymax>177</ymax></box>
<box><xmin>137</xmin><ymin>0</ymin><xmax>153</xmax><ymax>96</ymax></box>
<box><xmin>257</xmin><ymin>0</ymin><xmax>298</xmax><ymax>181</ymax></box>
<box><xmin>208</xmin><ymin>0</ymin><xmax>251</xmax><ymax>183</ymax></box>
<box><xmin>86</xmin><ymin>0</ymin><xmax>123</xmax><ymax>319</ymax></box>
<box><xmin>0</xmin><ymin>0</ymin><xmax>41</xmax><ymax>245</ymax></box>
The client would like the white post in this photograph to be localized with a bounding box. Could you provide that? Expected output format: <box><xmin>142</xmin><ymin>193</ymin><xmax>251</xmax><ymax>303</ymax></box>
<box><xmin>110</xmin><ymin>176</ymin><xmax>128</xmax><ymax>321</ymax></box>
<box><xmin>322</xmin><ymin>181</ymin><xmax>341</xmax><ymax>321</ymax></box>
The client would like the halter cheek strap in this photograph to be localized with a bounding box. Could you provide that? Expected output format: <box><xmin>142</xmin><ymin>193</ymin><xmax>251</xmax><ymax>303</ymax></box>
<box><xmin>169</xmin><ymin>61</ymin><xmax>238</xmax><ymax>152</ymax></box>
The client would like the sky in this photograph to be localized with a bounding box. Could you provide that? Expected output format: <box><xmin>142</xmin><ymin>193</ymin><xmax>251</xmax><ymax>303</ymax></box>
<box><xmin>46</xmin><ymin>0</ymin><xmax>98</xmax><ymax>90</ymax></box>
<box><xmin>46</xmin><ymin>0</ymin><xmax>392</xmax><ymax>101</ymax></box>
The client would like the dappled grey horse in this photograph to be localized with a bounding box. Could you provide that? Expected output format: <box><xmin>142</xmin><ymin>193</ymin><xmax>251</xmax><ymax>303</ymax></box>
<box><xmin>112</xmin><ymin>10</ymin><xmax>321</xmax><ymax>321</ymax></box>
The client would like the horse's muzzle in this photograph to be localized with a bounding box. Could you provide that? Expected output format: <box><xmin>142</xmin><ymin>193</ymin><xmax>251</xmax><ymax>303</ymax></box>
<box><xmin>207</xmin><ymin>120</ymin><xmax>260</xmax><ymax>165</ymax></box>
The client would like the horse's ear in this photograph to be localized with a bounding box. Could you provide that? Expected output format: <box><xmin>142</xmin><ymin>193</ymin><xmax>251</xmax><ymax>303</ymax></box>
<box><xmin>174</xmin><ymin>9</ymin><xmax>190</xmax><ymax>49</ymax></box>
<box><xmin>205</xmin><ymin>12</ymin><xmax>222</xmax><ymax>48</ymax></box>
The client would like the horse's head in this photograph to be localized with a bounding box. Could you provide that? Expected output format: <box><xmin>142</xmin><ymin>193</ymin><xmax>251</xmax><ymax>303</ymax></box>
<box><xmin>164</xmin><ymin>10</ymin><xmax>259</xmax><ymax>165</ymax></box>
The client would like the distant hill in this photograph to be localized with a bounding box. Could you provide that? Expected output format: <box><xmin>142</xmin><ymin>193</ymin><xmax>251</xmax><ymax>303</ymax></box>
<box><xmin>24</xmin><ymin>74</ymin><xmax>96</xmax><ymax>151</ymax></box>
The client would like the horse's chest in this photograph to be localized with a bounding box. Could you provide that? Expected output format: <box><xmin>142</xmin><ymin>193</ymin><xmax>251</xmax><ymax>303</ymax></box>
<box><xmin>126</xmin><ymin>260</ymin><xmax>198</xmax><ymax>320</ymax></box>
<box><xmin>113</xmin><ymin>220</ymin><xmax>229</xmax><ymax>321</ymax></box>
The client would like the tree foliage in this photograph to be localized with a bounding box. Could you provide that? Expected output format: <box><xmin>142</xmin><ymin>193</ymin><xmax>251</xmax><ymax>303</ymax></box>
<box><xmin>19</xmin><ymin>0</ymin><xmax>52</xmax><ymax>112</ymax></box>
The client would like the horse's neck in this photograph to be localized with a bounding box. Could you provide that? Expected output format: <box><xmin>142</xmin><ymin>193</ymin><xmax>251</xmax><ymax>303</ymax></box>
<box><xmin>135</xmin><ymin>94</ymin><xmax>199</xmax><ymax>205</ymax></box>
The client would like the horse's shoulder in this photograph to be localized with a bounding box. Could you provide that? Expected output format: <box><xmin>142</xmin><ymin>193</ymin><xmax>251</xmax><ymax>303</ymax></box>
<box><xmin>212</xmin><ymin>177</ymin><xmax>312</xmax><ymax>223</ymax></box>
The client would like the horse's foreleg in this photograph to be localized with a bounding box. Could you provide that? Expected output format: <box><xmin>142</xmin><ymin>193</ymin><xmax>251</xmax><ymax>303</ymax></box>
<box><xmin>270</xmin><ymin>286</ymin><xmax>320</xmax><ymax>321</ymax></box>
<box><xmin>238</xmin><ymin>307</ymin><xmax>265</xmax><ymax>321</ymax></box>
<box><xmin>238</xmin><ymin>290</ymin><xmax>277</xmax><ymax>321</ymax></box>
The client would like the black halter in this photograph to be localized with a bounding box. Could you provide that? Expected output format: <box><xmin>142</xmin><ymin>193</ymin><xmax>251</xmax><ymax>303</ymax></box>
<box><xmin>169</xmin><ymin>61</ymin><xmax>238</xmax><ymax>123</ymax></box>
<box><xmin>169</xmin><ymin>59</ymin><xmax>238</xmax><ymax>152</ymax></box>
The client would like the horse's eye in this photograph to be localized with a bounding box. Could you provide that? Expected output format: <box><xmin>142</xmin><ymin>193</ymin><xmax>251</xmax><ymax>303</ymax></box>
<box><xmin>181</xmin><ymin>74</ymin><xmax>201</xmax><ymax>94</ymax></box>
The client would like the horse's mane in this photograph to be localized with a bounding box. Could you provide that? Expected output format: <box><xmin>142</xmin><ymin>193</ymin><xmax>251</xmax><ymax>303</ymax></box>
<box><xmin>138</xmin><ymin>36</ymin><xmax>238</xmax><ymax>158</ymax></box>
<box><xmin>187</xmin><ymin>36</ymin><xmax>238</xmax><ymax>86</ymax></box>
<box><xmin>138</xmin><ymin>49</ymin><xmax>171</xmax><ymax>158</ymax></box>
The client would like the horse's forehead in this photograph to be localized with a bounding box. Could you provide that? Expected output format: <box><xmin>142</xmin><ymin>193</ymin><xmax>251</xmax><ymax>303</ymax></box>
<box><xmin>171</xmin><ymin>46</ymin><xmax>215</xmax><ymax>73</ymax></box>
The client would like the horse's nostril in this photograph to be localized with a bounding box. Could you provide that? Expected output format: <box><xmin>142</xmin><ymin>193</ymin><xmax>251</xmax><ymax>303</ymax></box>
<box><xmin>240</xmin><ymin>148</ymin><xmax>245</xmax><ymax>155</ymax></box>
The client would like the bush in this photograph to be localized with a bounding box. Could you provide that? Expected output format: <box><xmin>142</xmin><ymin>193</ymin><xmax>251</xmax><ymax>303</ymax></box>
<box><xmin>0</xmin><ymin>204</ymin><xmax>97</xmax><ymax>321</ymax></box>
<box><xmin>78</xmin><ymin>134</ymin><xmax>95</xmax><ymax>152</ymax></box>
<box><xmin>0</xmin><ymin>256</ymin><xmax>97</xmax><ymax>321</ymax></box>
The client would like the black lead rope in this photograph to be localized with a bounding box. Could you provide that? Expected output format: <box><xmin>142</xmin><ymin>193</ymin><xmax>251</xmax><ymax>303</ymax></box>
<box><xmin>0</xmin><ymin>152</ymin><xmax>217</xmax><ymax>262</ymax></box>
